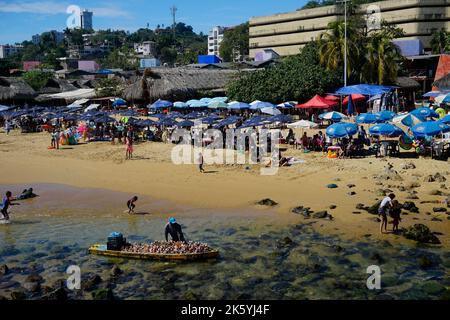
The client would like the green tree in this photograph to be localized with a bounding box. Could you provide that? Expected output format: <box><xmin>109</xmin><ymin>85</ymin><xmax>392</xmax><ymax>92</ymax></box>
<box><xmin>430</xmin><ymin>29</ymin><xmax>450</xmax><ymax>54</ymax></box>
<box><xmin>100</xmin><ymin>46</ymin><xmax>139</xmax><ymax>71</ymax></box>
<box><xmin>227</xmin><ymin>42</ymin><xmax>342</xmax><ymax>103</ymax></box>
<box><xmin>219</xmin><ymin>23</ymin><xmax>249</xmax><ymax>62</ymax></box>
<box><xmin>95</xmin><ymin>77</ymin><xmax>123</xmax><ymax>97</ymax></box>
<box><xmin>23</xmin><ymin>70</ymin><xmax>54</xmax><ymax>91</ymax></box>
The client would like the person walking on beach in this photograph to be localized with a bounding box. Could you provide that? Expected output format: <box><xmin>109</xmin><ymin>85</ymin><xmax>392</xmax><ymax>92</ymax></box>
<box><xmin>5</xmin><ymin>120</ymin><xmax>11</xmax><ymax>135</ymax></box>
<box><xmin>126</xmin><ymin>196</ymin><xmax>138</xmax><ymax>214</ymax></box>
<box><xmin>1</xmin><ymin>191</ymin><xmax>20</xmax><ymax>221</ymax></box>
<box><xmin>198</xmin><ymin>152</ymin><xmax>205</xmax><ymax>173</ymax></box>
<box><xmin>165</xmin><ymin>217</ymin><xmax>186</xmax><ymax>242</ymax></box>
<box><xmin>55</xmin><ymin>128</ymin><xmax>60</xmax><ymax>150</ymax></box>
<box><xmin>125</xmin><ymin>131</ymin><xmax>133</xmax><ymax>160</ymax></box>
<box><xmin>379</xmin><ymin>193</ymin><xmax>395</xmax><ymax>234</ymax></box>
<box><xmin>51</xmin><ymin>129</ymin><xmax>57</xmax><ymax>148</ymax></box>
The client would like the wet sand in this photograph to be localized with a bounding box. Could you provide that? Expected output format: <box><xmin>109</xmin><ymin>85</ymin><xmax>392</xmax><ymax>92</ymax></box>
<box><xmin>1</xmin><ymin>130</ymin><xmax>450</xmax><ymax>248</ymax></box>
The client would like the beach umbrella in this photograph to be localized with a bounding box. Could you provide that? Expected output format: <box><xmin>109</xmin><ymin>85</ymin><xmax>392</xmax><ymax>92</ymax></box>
<box><xmin>208</xmin><ymin>100</ymin><xmax>228</xmax><ymax>109</ymax></box>
<box><xmin>319</xmin><ymin>111</ymin><xmax>348</xmax><ymax>122</ymax></box>
<box><xmin>158</xmin><ymin>118</ymin><xmax>177</xmax><ymax>126</ymax></box>
<box><xmin>412</xmin><ymin>121</ymin><xmax>450</xmax><ymax>137</ymax></box>
<box><xmin>326</xmin><ymin>122</ymin><xmax>358</xmax><ymax>138</ymax></box>
<box><xmin>150</xmin><ymin>99</ymin><xmax>173</xmax><ymax>109</ymax></box>
<box><xmin>435</xmin><ymin>93</ymin><xmax>450</xmax><ymax>104</ymax></box>
<box><xmin>184</xmin><ymin>111</ymin><xmax>202</xmax><ymax>119</ymax></box>
<box><xmin>95</xmin><ymin>115</ymin><xmax>115</xmax><ymax>123</ymax></box>
<box><xmin>277</xmin><ymin>102</ymin><xmax>293</xmax><ymax>108</ymax></box>
<box><xmin>112</xmin><ymin>98</ymin><xmax>127</xmax><ymax>107</ymax></box>
<box><xmin>423</xmin><ymin>91</ymin><xmax>443</xmax><ymax>98</ymax></box>
<box><xmin>392</xmin><ymin>113</ymin><xmax>425</xmax><ymax>127</ymax></box>
<box><xmin>287</xmin><ymin>120</ymin><xmax>318</xmax><ymax>129</ymax></box>
<box><xmin>186</xmin><ymin>99</ymin><xmax>199</xmax><ymax>105</ymax></box>
<box><xmin>347</xmin><ymin>94</ymin><xmax>355</xmax><ymax>116</ymax></box>
<box><xmin>213</xmin><ymin>116</ymin><xmax>241</xmax><ymax>128</ymax></box>
<box><xmin>200</xmin><ymin>97</ymin><xmax>212</xmax><ymax>104</ymax></box>
<box><xmin>149</xmin><ymin>113</ymin><xmax>166</xmax><ymax>119</ymax></box>
<box><xmin>250</xmin><ymin>101</ymin><xmax>275</xmax><ymax>110</ymax></box>
<box><xmin>375</xmin><ymin>110</ymin><xmax>396</xmax><ymax>121</ymax></box>
<box><xmin>139</xmin><ymin>119</ymin><xmax>156</xmax><ymax>127</ymax></box>
<box><xmin>369</xmin><ymin>123</ymin><xmax>404</xmax><ymax>137</ymax></box>
<box><xmin>189</xmin><ymin>100</ymin><xmax>208</xmax><ymax>108</ymax></box>
<box><xmin>296</xmin><ymin>95</ymin><xmax>338</xmax><ymax>109</ymax></box>
<box><xmin>260</xmin><ymin>107</ymin><xmax>281</xmax><ymax>116</ymax></box>
<box><xmin>324</xmin><ymin>95</ymin><xmax>340</xmax><ymax>102</ymax></box>
<box><xmin>211</xmin><ymin>97</ymin><xmax>228</xmax><ymax>103</ymax></box>
<box><xmin>228</xmin><ymin>101</ymin><xmax>250</xmax><ymax>110</ymax></box>
<box><xmin>439</xmin><ymin>114</ymin><xmax>450</xmax><ymax>124</ymax></box>
<box><xmin>356</xmin><ymin>113</ymin><xmax>383</xmax><ymax>124</ymax></box>
<box><xmin>176</xmin><ymin>120</ymin><xmax>195</xmax><ymax>127</ymax></box>
<box><xmin>173</xmin><ymin>101</ymin><xmax>188</xmax><ymax>108</ymax></box>
<box><xmin>166</xmin><ymin>111</ymin><xmax>184</xmax><ymax>119</ymax></box>
<box><xmin>411</xmin><ymin>107</ymin><xmax>439</xmax><ymax>119</ymax></box>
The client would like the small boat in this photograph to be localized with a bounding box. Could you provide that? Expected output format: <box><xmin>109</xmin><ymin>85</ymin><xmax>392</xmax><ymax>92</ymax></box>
<box><xmin>89</xmin><ymin>244</ymin><xmax>219</xmax><ymax>261</ymax></box>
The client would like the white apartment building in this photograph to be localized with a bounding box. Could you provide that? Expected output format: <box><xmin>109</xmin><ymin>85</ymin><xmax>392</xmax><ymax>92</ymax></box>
<box><xmin>0</xmin><ymin>44</ymin><xmax>23</xmax><ymax>59</ymax></box>
<box><xmin>134</xmin><ymin>41</ymin><xmax>156</xmax><ymax>57</ymax></box>
<box><xmin>208</xmin><ymin>26</ymin><xmax>225</xmax><ymax>57</ymax></box>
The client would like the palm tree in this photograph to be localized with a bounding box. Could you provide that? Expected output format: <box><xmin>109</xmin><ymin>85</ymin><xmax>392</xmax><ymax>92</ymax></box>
<box><xmin>318</xmin><ymin>21</ymin><xmax>362</xmax><ymax>81</ymax></box>
<box><xmin>430</xmin><ymin>29</ymin><xmax>450</xmax><ymax>54</ymax></box>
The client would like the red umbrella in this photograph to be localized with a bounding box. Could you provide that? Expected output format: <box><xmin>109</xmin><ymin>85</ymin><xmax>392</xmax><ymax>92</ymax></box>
<box><xmin>325</xmin><ymin>95</ymin><xmax>340</xmax><ymax>102</ymax></box>
<box><xmin>343</xmin><ymin>94</ymin><xmax>366</xmax><ymax>104</ymax></box>
<box><xmin>295</xmin><ymin>95</ymin><xmax>338</xmax><ymax>109</ymax></box>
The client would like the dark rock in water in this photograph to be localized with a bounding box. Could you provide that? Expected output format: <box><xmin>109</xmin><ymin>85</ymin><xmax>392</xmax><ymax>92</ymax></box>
<box><xmin>292</xmin><ymin>206</ymin><xmax>312</xmax><ymax>218</ymax></box>
<box><xmin>82</xmin><ymin>274</ymin><xmax>102</xmax><ymax>291</ymax></box>
<box><xmin>257</xmin><ymin>198</ymin><xmax>278</xmax><ymax>206</ymax></box>
<box><xmin>313</xmin><ymin>211</ymin><xmax>332</xmax><ymax>219</ymax></box>
<box><xmin>0</xmin><ymin>246</ymin><xmax>20</xmax><ymax>257</ymax></box>
<box><xmin>329</xmin><ymin>205</ymin><xmax>337</xmax><ymax>210</ymax></box>
<box><xmin>91</xmin><ymin>288</ymin><xmax>114</xmax><ymax>300</ymax></box>
<box><xmin>0</xmin><ymin>281</ymin><xmax>20</xmax><ymax>289</ymax></box>
<box><xmin>23</xmin><ymin>281</ymin><xmax>40</xmax><ymax>293</ymax></box>
<box><xmin>0</xmin><ymin>264</ymin><xmax>8</xmax><ymax>276</ymax></box>
<box><xmin>356</xmin><ymin>203</ymin><xmax>366</xmax><ymax>210</ymax></box>
<box><xmin>367</xmin><ymin>201</ymin><xmax>382</xmax><ymax>215</ymax></box>
<box><xmin>42</xmin><ymin>287</ymin><xmax>68</xmax><ymax>300</ymax></box>
<box><xmin>424</xmin><ymin>175</ymin><xmax>435</xmax><ymax>182</ymax></box>
<box><xmin>418</xmin><ymin>255</ymin><xmax>436</xmax><ymax>269</ymax></box>
<box><xmin>184</xmin><ymin>290</ymin><xmax>199</xmax><ymax>300</ymax></box>
<box><xmin>403</xmin><ymin>201</ymin><xmax>419</xmax><ymax>213</ymax></box>
<box><xmin>10</xmin><ymin>291</ymin><xmax>26</xmax><ymax>300</ymax></box>
<box><xmin>332</xmin><ymin>245</ymin><xmax>344</xmax><ymax>253</ymax></box>
<box><xmin>433</xmin><ymin>207</ymin><xmax>447</xmax><ymax>213</ymax></box>
<box><xmin>110</xmin><ymin>265</ymin><xmax>123</xmax><ymax>277</ymax></box>
<box><xmin>404</xmin><ymin>224</ymin><xmax>441</xmax><ymax>244</ymax></box>
<box><xmin>281</xmin><ymin>237</ymin><xmax>293</xmax><ymax>245</ymax></box>
<box><xmin>25</xmin><ymin>274</ymin><xmax>43</xmax><ymax>283</ymax></box>
<box><xmin>370</xmin><ymin>252</ymin><xmax>385</xmax><ymax>264</ymax></box>
<box><xmin>327</xmin><ymin>184</ymin><xmax>338</xmax><ymax>189</ymax></box>
<box><xmin>422</xmin><ymin>281</ymin><xmax>446</xmax><ymax>295</ymax></box>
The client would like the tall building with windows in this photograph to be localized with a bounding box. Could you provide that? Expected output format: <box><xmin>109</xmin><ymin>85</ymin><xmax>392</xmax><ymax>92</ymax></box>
<box><xmin>81</xmin><ymin>10</ymin><xmax>93</xmax><ymax>30</ymax></box>
<box><xmin>208</xmin><ymin>26</ymin><xmax>226</xmax><ymax>57</ymax></box>
<box><xmin>249</xmin><ymin>0</ymin><xmax>450</xmax><ymax>58</ymax></box>
<box><xmin>0</xmin><ymin>44</ymin><xmax>23</xmax><ymax>59</ymax></box>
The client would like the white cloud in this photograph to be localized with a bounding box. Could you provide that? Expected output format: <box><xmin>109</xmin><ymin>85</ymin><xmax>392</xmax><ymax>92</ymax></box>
<box><xmin>0</xmin><ymin>1</ymin><xmax>131</xmax><ymax>18</ymax></box>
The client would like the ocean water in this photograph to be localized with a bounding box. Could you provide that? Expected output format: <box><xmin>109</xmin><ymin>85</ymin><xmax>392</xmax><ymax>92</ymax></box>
<box><xmin>0</xmin><ymin>184</ymin><xmax>449</xmax><ymax>300</ymax></box>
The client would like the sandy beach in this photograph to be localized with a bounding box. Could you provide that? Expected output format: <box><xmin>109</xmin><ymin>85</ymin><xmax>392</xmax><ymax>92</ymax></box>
<box><xmin>1</xmin><ymin>129</ymin><xmax>449</xmax><ymax>248</ymax></box>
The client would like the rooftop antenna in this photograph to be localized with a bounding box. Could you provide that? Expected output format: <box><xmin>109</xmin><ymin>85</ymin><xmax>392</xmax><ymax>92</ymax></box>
<box><xmin>170</xmin><ymin>5</ymin><xmax>177</xmax><ymax>35</ymax></box>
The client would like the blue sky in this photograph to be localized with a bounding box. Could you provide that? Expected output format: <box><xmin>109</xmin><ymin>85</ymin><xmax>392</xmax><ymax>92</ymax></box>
<box><xmin>0</xmin><ymin>0</ymin><xmax>309</xmax><ymax>44</ymax></box>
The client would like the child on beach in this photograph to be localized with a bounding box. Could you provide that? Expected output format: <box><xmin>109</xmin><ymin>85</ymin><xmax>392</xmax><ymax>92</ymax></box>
<box><xmin>1</xmin><ymin>191</ymin><xmax>20</xmax><ymax>221</ymax></box>
<box><xmin>127</xmin><ymin>196</ymin><xmax>138</xmax><ymax>214</ymax></box>
<box><xmin>390</xmin><ymin>200</ymin><xmax>402</xmax><ymax>233</ymax></box>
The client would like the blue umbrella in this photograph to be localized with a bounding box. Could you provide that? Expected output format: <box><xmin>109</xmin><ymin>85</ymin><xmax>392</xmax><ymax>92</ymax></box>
<box><xmin>369</xmin><ymin>123</ymin><xmax>404</xmax><ymax>137</ymax></box>
<box><xmin>184</xmin><ymin>111</ymin><xmax>202</xmax><ymax>119</ymax></box>
<box><xmin>423</xmin><ymin>91</ymin><xmax>443</xmax><ymax>98</ymax></box>
<box><xmin>411</xmin><ymin>107</ymin><xmax>439</xmax><ymax>119</ymax></box>
<box><xmin>176</xmin><ymin>120</ymin><xmax>195</xmax><ymax>127</ymax></box>
<box><xmin>139</xmin><ymin>119</ymin><xmax>156</xmax><ymax>127</ymax></box>
<box><xmin>200</xmin><ymin>98</ymin><xmax>212</xmax><ymax>104</ymax></box>
<box><xmin>173</xmin><ymin>101</ymin><xmax>188</xmax><ymax>108</ymax></box>
<box><xmin>347</xmin><ymin>94</ymin><xmax>355</xmax><ymax>116</ymax></box>
<box><xmin>151</xmin><ymin>99</ymin><xmax>173</xmax><ymax>109</ymax></box>
<box><xmin>149</xmin><ymin>113</ymin><xmax>167</xmax><ymax>119</ymax></box>
<box><xmin>376</xmin><ymin>110</ymin><xmax>396</xmax><ymax>121</ymax></box>
<box><xmin>214</xmin><ymin>116</ymin><xmax>241</xmax><ymax>128</ymax></box>
<box><xmin>211</xmin><ymin>97</ymin><xmax>228</xmax><ymax>102</ymax></box>
<box><xmin>158</xmin><ymin>118</ymin><xmax>177</xmax><ymax>126</ymax></box>
<box><xmin>228</xmin><ymin>101</ymin><xmax>250</xmax><ymax>110</ymax></box>
<box><xmin>189</xmin><ymin>100</ymin><xmax>208</xmax><ymax>108</ymax></box>
<box><xmin>356</xmin><ymin>113</ymin><xmax>383</xmax><ymax>124</ymax></box>
<box><xmin>412</xmin><ymin>121</ymin><xmax>450</xmax><ymax>137</ymax></box>
<box><xmin>112</xmin><ymin>98</ymin><xmax>127</xmax><ymax>107</ymax></box>
<box><xmin>439</xmin><ymin>114</ymin><xmax>450</xmax><ymax>124</ymax></box>
<box><xmin>267</xmin><ymin>114</ymin><xmax>293</xmax><ymax>123</ymax></box>
<box><xmin>326</xmin><ymin>122</ymin><xmax>358</xmax><ymax>138</ymax></box>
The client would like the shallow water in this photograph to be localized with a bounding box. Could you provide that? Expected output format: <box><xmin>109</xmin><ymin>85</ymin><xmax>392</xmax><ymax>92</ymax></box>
<box><xmin>0</xmin><ymin>183</ymin><xmax>449</xmax><ymax>300</ymax></box>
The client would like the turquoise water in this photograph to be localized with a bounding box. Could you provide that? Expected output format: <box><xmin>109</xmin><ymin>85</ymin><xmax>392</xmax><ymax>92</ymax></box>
<box><xmin>0</xmin><ymin>184</ymin><xmax>449</xmax><ymax>300</ymax></box>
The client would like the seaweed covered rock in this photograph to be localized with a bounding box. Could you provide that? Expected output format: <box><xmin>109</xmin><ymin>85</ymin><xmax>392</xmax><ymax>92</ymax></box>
<box><xmin>366</xmin><ymin>201</ymin><xmax>382</xmax><ymax>215</ymax></box>
<box><xmin>256</xmin><ymin>199</ymin><xmax>278</xmax><ymax>206</ymax></box>
<box><xmin>404</xmin><ymin>224</ymin><xmax>441</xmax><ymax>244</ymax></box>
<box><xmin>292</xmin><ymin>206</ymin><xmax>312</xmax><ymax>218</ymax></box>
<box><xmin>402</xmin><ymin>201</ymin><xmax>419</xmax><ymax>213</ymax></box>
<box><xmin>313</xmin><ymin>211</ymin><xmax>333</xmax><ymax>220</ymax></box>
<box><xmin>91</xmin><ymin>288</ymin><xmax>114</xmax><ymax>300</ymax></box>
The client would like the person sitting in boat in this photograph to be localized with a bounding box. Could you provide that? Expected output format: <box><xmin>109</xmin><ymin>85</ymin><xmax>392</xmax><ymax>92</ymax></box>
<box><xmin>16</xmin><ymin>188</ymin><xmax>37</xmax><ymax>200</ymax></box>
<box><xmin>165</xmin><ymin>217</ymin><xmax>186</xmax><ymax>243</ymax></box>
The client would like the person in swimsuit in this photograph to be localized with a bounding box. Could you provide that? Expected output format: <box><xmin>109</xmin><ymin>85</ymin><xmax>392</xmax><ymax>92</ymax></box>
<box><xmin>379</xmin><ymin>193</ymin><xmax>395</xmax><ymax>234</ymax></box>
<box><xmin>126</xmin><ymin>196</ymin><xmax>138</xmax><ymax>214</ymax></box>
<box><xmin>1</xmin><ymin>191</ymin><xmax>19</xmax><ymax>221</ymax></box>
<box><xmin>165</xmin><ymin>217</ymin><xmax>186</xmax><ymax>242</ymax></box>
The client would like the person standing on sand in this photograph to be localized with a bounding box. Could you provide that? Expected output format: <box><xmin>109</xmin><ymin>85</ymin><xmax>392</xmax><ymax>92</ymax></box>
<box><xmin>125</xmin><ymin>134</ymin><xmax>133</xmax><ymax>160</ymax></box>
<box><xmin>379</xmin><ymin>193</ymin><xmax>395</xmax><ymax>234</ymax></box>
<box><xmin>198</xmin><ymin>152</ymin><xmax>205</xmax><ymax>173</ymax></box>
<box><xmin>5</xmin><ymin>120</ymin><xmax>11</xmax><ymax>135</ymax></box>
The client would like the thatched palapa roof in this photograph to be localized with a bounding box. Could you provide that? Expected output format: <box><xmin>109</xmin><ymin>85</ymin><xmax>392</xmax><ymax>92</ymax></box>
<box><xmin>394</xmin><ymin>77</ymin><xmax>420</xmax><ymax>89</ymax></box>
<box><xmin>123</xmin><ymin>68</ymin><xmax>241</xmax><ymax>102</ymax></box>
<box><xmin>38</xmin><ymin>78</ymin><xmax>78</xmax><ymax>94</ymax></box>
<box><xmin>0</xmin><ymin>77</ymin><xmax>36</xmax><ymax>101</ymax></box>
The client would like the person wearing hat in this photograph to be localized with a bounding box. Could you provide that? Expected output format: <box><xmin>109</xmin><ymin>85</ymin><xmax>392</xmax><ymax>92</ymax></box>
<box><xmin>165</xmin><ymin>217</ymin><xmax>186</xmax><ymax>242</ymax></box>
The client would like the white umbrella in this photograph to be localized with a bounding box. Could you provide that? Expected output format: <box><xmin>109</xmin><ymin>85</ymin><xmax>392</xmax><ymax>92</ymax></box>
<box><xmin>287</xmin><ymin>120</ymin><xmax>318</xmax><ymax>129</ymax></box>
<box><xmin>392</xmin><ymin>113</ymin><xmax>424</xmax><ymax>127</ymax></box>
<box><xmin>260</xmin><ymin>107</ymin><xmax>281</xmax><ymax>115</ymax></box>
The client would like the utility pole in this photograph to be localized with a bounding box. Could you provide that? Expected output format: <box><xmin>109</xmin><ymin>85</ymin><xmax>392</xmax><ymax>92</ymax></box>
<box><xmin>336</xmin><ymin>0</ymin><xmax>350</xmax><ymax>87</ymax></box>
<box><xmin>170</xmin><ymin>5</ymin><xmax>177</xmax><ymax>36</ymax></box>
